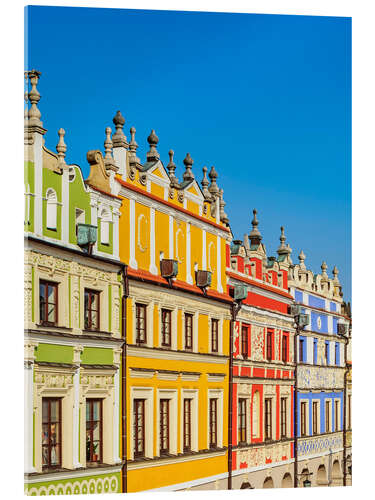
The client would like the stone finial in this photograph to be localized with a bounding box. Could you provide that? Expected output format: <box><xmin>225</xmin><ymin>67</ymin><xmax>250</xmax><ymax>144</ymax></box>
<box><xmin>208</xmin><ymin>166</ymin><xmax>219</xmax><ymax>198</ymax></box>
<box><xmin>243</xmin><ymin>233</ymin><xmax>250</xmax><ymax>250</ymax></box>
<box><xmin>332</xmin><ymin>265</ymin><xmax>340</xmax><ymax>283</ymax></box>
<box><xmin>219</xmin><ymin>188</ymin><xmax>229</xmax><ymax>224</ymax></box>
<box><xmin>112</xmin><ymin>111</ymin><xmax>128</xmax><ymax>148</ymax></box>
<box><xmin>26</xmin><ymin>69</ymin><xmax>43</xmax><ymax>127</ymax></box>
<box><xmin>56</xmin><ymin>128</ymin><xmax>67</xmax><ymax>165</ymax></box>
<box><xmin>167</xmin><ymin>149</ymin><xmax>179</xmax><ymax>187</ymax></box>
<box><xmin>201</xmin><ymin>166</ymin><xmax>212</xmax><ymax>202</ymax></box>
<box><xmin>103</xmin><ymin>126</ymin><xmax>116</xmax><ymax>167</ymax></box>
<box><xmin>298</xmin><ymin>250</ymin><xmax>306</xmax><ymax>268</ymax></box>
<box><xmin>249</xmin><ymin>209</ymin><xmax>262</xmax><ymax>245</ymax></box>
<box><xmin>146</xmin><ymin>129</ymin><xmax>160</xmax><ymax>161</ymax></box>
<box><xmin>277</xmin><ymin>226</ymin><xmax>292</xmax><ymax>256</ymax></box>
<box><xmin>321</xmin><ymin>261</ymin><xmax>328</xmax><ymax>278</ymax></box>
<box><xmin>182</xmin><ymin>153</ymin><xmax>195</xmax><ymax>182</ymax></box>
<box><xmin>129</xmin><ymin>126</ymin><xmax>141</xmax><ymax>167</ymax></box>
<box><xmin>24</xmin><ymin>72</ymin><xmax>29</xmax><ymax>122</ymax></box>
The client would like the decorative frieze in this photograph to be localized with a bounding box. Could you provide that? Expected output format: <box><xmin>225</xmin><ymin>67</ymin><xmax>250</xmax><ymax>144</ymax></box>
<box><xmin>251</xmin><ymin>326</ymin><xmax>264</xmax><ymax>361</ymax></box>
<box><xmin>237</xmin><ymin>440</ymin><xmax>291</xmax><ymax>469</ymax></box>
<box><xmin>297</xmin><ymin>432</ymin><xmax>343</xmax><ymax>457</ymax></box>
<box><xmin>298</xmin><ymin>365</ymin><xmax>344</xmax><ymax>390</ymax></box>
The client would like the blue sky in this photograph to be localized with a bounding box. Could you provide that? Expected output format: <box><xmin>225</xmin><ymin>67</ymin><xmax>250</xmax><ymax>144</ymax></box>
<box><xmin>25</xmin><ymin>6</ymin><xmax>351</xmax><ymax>301</ymax></box>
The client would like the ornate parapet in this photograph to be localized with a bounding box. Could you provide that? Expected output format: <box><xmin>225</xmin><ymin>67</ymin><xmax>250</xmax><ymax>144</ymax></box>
<box><xmin>298</xmin><ymin>365</ymin><xmax>344</xmax><ymax>390</ymax></box>
<box><xmin>236</xmin><ymin>440</ymin><xmax>292</xmax><ymax>470</ymax></box>
<box><xmin>297</xmin><ymin>432</ymin><xmax>343</xmax><ymax>459</ymax></box>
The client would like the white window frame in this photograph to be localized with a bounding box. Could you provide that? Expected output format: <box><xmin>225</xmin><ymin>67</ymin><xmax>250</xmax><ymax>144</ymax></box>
<box><xmin>156</xmin><ymin>389</ymin><xmax>178</xmax><ymax>456</ymax></box>
<box><xmin>130</xmin><ymin>387</ymin><xmax>154</xmax><ymax>459</ymax></box>
<box><xmin>180</xmin><ymin>389</ymin><xmax>199</xmax><ymax>453</ymax></box>
<box><xmin>300</xmin><ymin>398</ymin><xmax>310</xmax><ymax>437</ymax></box>
<box><xmin>207</xmin><ymin>389</ymin><xmax>224</xmax><ymax>449</ymax></box>
<box><xmin>46</xmin><ymin>188</ymin><xmax>58</xmax><ymax>230</ymax></box>
<box><xmin>99</xmin><ymin>206</ymin><xmax>112</xmax><ymax>245</ymax></box>
<box><xmin>312</xmin><ymin>398</ymin><xmax>321</xmax><ymax>435</ymax></box>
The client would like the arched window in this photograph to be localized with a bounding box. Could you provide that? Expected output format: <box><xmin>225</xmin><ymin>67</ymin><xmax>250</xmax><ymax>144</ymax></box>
<box><xmin>251</xmin><ymin>390</ymin><xmax>260</xmax><ymax>439</ymax></box>
<box><xmin>100</xmin><ymin>207</ymin><xmax>111</xmax><ymax>245</ymax></box>
<box><xmin>46</xmin><ymin>188</ymin><xmax>57</xmax><ymax>230</ymax></box>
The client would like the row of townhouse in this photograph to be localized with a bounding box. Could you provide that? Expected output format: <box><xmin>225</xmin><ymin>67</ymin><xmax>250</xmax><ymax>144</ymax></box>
<box><xmin>24</xmin><ymin>70</ymin><xmax>351</xmax><ymax>495</ymax></box>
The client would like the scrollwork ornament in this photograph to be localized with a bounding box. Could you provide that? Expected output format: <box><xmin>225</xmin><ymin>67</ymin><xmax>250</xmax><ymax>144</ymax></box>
<box><xmin>177</xmin><ymin>190</ymin><xmax>184</xmax><ymax>203</ymax></box>
<box><xmin>139</xmin><ymin>173</ymin><xmax>147</xmax><ymax>186</ymax></box>
<box><xmin>128</xmin><ymin>164</ymin><xmax>136</xmax><ymax>181</ymax></box>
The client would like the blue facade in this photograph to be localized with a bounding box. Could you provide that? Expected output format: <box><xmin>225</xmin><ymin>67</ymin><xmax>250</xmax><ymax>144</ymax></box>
<box><xmin>296</xmin><ymin>391</ymin><xmax>344</xmax><ymax>436</ymax></box>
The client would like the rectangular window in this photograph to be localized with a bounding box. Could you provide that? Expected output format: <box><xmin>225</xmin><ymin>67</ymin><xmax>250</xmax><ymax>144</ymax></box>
<box><xmin>183</xmin><ymin>399</ymin><xmax>192</xmax><ymax>452</ymax></box>
<box><xmin>335</xmin><ymin>342</ymin><xmax>340</xmax><ymax>365</ymax></box>
<box><xmin>325</xmin><ymin>342</ymin><xmax>330</xmax><ymax>365</ymax></box>
<box><xmin>312</xmin><ymin>401</ymin><xmax>318</xmax><ymax>435</ymax></box>
<box><xmin>264</xmin><ymin>398</ymin><xmax>272</xmax><ymax>440</ymax></box>
<box><xmin>84</xmin><ymin>289</ymin><xmax>100</xmax><ymax>331</ymax></box>
<box><xmin>325</xmin><ymin>400</ymin><xmax>331</xmax><ymax>433</ymax></box>
<box><xmin>86</xmin><ymin>399</ymin><xmax>102</xmax><ymax>464</ymax></box>
<box><xmin>335</xmin><ymin>400</ymin><xmax>339</xmax><ymax>431</ymax></box>
<box><xmin>313</xmin><ymin>338</ymin><xmax>318</xmax><ymax>365</ymax></box>
<box><xmin>211</xmin><ymin>319</ymin><xmax>219</xmax><ymax>353</ymax></box>
<box><xmin>209</xmin><ymin>398</ymin><xmax>218</xmax><ymax>448</ymax></box>
<box><xmin>160</xmin><ymin>399</ymin><xmax>169</xmax><ymax>454</ymax></box>
<box><xmin>241</xmin><ymin>326</ymin><xmax>248</xmax><ymax>358</ymax></box>
<box><xmin>299</xmin><ymin>338</ymin><xmax>304</xmax><ymax>363</ymax></box>
<box><xmin>135</xmin><ymin>304</ymin><xmax>147</xmax><ymax>343</ymax></box>
<box><xmin>42</xmin><ymin>398</ymin><xmax>61</xmax><ymax>468</ymax></box>
<box><xmin>238</xmin><ymin>398</ymin><xmax>247</xmax><ymax>443</ymax></box>
<box><xmin>185</xmin><ymin>313</ymin><xmax>193</xmax><ymax>350</ymax></box>
<box><xmin>133</xmin><ymin>399</ymin><xmax>145</xmax><ymax>457</ymax></box>
<box><xmin>300</xmin><ymin>402</ymin><xmax>307</xmax><ymax>436</ymax></box>
<box><xmin>39</xmin><ymin>280</ymin><xmax>58</xmax><ymax>326</ymax></box>
<box><xmin>282</xmin><ymin>334</ymin><xmax>288</xmax><ymax>363</ymax></box>
<box><xmin>348</xmin><ymin>395</ymin><xmax>351</xmax><ymax>429</ymax></box>
<box><xmin>161</xmin><ymin>309</ymin><xmax>171</xmax><ymax>347</ymax></box>
<box><xmin>280</xmin><ymin>398</ymin><xmax>287</xmax><ymax>438</ymax></box>
<box><xmin>266</xmin><ymin>331</ymin><xmax>273</xmax><ymax>361</ymax></box>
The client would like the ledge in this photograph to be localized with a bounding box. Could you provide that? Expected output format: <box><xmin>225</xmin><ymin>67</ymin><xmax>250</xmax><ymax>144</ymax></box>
<box><xmin>25</xmin><ymin>328</ymin><xmax>124</xmax><ymax>344</ymax></box>
<box><xmin>35</xmin><ymin>361</ymin><xmax>78</xmax><ymax>369</ymax></box>
<box><xmin>233</xmin><ymin>438</ymin><xmax>294</xmax><ymax>451</ymax></box>
<box><xmin>127</xmin><ymin>447</ymin><xmax>227</xmax><ymax>470</ymax></box>
<box><xmin>25</xmin><ymin>462</ymin><xmax>123</xmax><ymax>482</ymax></box>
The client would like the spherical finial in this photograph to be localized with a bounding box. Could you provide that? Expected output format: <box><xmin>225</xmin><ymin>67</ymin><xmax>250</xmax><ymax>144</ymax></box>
<box><xmin>208</xmin><ymin>166</ymin><xmax>219</xmax><ymax>198</ymax></box>
<box><xmin>183</xmin><ymin>152</ymin><xmax>193</xmax><ymax>167</ymax></box>
<box><xmin>113</xmin><ymin>110</ymin><xmax>125</xmax><ymax>127</ymax></box>
<box><xmin>332</xmin><ymin>265</ymin><xmax>339</xmax><ymax>276</ymax></box>
<box><xmin>112</xmin><ymin>111</ymin><xmax>127</xmax><ymax>147</ymax></box>
<box><xmin>168</xmin><ymin>149</ymin><xmax>175</xmax><ymax>163</ymax></box>
<box><xmin>201</xmin><ymin>166</ymin><xmax>212</xmax><ymax>202</ymax></box>
<box><xmin>182</xmin><ymin>153</ymin><xmax>194</xmax><ymax>182</ymax></box>
<box><xmin>147</xmin><ymin>129</ymin><xmax>159</xmax><ymax>147</ymax></box>
<box><xmin>321</xmin><ymin>261</ymin><xmax>327</xmax><ymax>271</ymax></box>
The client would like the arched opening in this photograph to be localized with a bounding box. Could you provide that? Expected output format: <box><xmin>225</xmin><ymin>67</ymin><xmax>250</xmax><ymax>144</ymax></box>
<box><xmin>317</xmin><ymin>464</ymin><xmax>328</xmax><ymax>486</ymax></box>
<box><xmin>240</xmin><ymin>482</ymin><xmax>252</xmax><ymax>489</ymax></box>
<box><xmin>282</xmin><ymin>473</ymin><xmax>293</xmax><ymax>488</ymax></box>
<box><xmin>332</xmin><ymin>460</ymin><xmax>342</xmax><ymax>486</ymax></box>
<box><xmin>299</xmin><ymin>467</ymin><xmax>310</xmax><ymax>487</ymax></box>
<box><xmin>263</xmin><ymin>477</ymin><xmax>274</xmax><ymax>489</ymax></box>
<box><xmin>46</xmin><ymin>188</ymin><xmax>57</xmax><ymax>230</ymax></box>
<box><xmin>251</xmin><ymin>390</ymin><xmax>260</xmax><ymax>439</ymax></box>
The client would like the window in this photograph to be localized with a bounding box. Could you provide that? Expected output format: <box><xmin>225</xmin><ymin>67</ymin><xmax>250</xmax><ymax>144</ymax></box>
<box><xmin>325</xmin><ymin>342</ymin><xmax>330</xmax><ymax>365</ymax></box>
<box><xmin>299</xmin><ymin>338</ymin><xmax>304</xmax><ymax>363</ymax></box>
<box><xmin>266</xmin><ymin>331</ymin><xmax>273</xmax><ymax>361</ymax></box>
<box><xmin>136</xmin><ymin>304</ymin><xmax>147</xmax><ymax>344</ymax></box>
<box><xmin>238</xmin><ymin>398</ymin><xmax>247</xmax><ymax>444</ymax></box>
<box><xmin>264</xmin><ymin>398</ymin><xmax>272</xmax><ymax>441</ymax></box>
<box><xmin>348</xmin><ymin>395</ymin><xmax>351</xmax><ymax>429</ymax></box>
<box><xmin>39</xmin><ymin>280</ymin><xmax>58</xmax><ymax>326</ymax></box>
<box><xmin>75</xmin><ymin>208</ymin><xmax>85</xmax><ymax>224</ymax></box>
<box><xmin>252</xmin><ymin>391</ymin><xmax>260</xmax><ymax>439</ymax></box>
<box><xmin>211</xmin><ymin>319</ymin><xmax>219</xmax><ymax>353</ymax></box>
<box><xmin>335</xmin><ymin>342</ymin><xmax>340</xmax><ymax>365</ymax></box>
<box><xmin>84</xmin><ymin>289</ymin><xmax>100</xmax><ymax>330</ymax></box>
<box><xmin>100</xmin><ymin>209</ymin><xmax>111</xmax><ymax>245</ymax></box>
<box><xmin>161</xmin><ymin>309</ymin><xmax>171</xmax><ymax>347</ymax></box>
<box><xmin>335</xmin><ymin>401</ymin><xmax>339</xmax><ymax>431</ymax></box>
<box><xmin>280</xmin><ymin>398</ymin><xmax>287</xmax><ymax>438</ymax></box>
<box><xmin>133</xmin><ymin>399</ymin><xmax>145</xmax><ymax>457</ymax></box>
<box><xmin>241</xmin><ymin>326</ymin><xmax>248</xmax><ymax>358</ymax></box>
<box><xmin>183</xmin><ymin>399</ymin><xmax>192</xmax><ymax>451</ymax></box>
<box><xmin>313</xmin><ymin>338</ymin><xmax>318</xmax><ymax>365</ymax></box>
<box><xmin>300</xmin><ymin>402</ymin><xmax>307</xmax><ymax>436</ymax></box>
<box><xmin>185</xmin><ymin>313</ymin><xmax>193</xmax><ymax>350</ymax></box>
<box><xmin>160</xmin><ymin>399</ymin><xmax>169</xmax><ymax>454</ymax></box>
<box><xmin>313</xmin><ymin>401</ymin><xmax>318</xmax><ymax>435</ymax></box>
<box><xmin>86</xmin><ymin>399</ymin><xmax>102</xmax><ymax>464</ymax></box>
<box><xmin>209</xmin><ymin>399</ymin><xmax>218</xmax><ymax>448</ymax></box>
<box><xmin>46</xmin><ymin>188</ymin><xmax>57</xmax><ymax>230</ymax></box>
<box><xmin>42</xmin><ymin>398</ymin><xmax>61</xmax><ymax>468</ymax></box>
<box><xmin>325</xmin><ymin>400</ymin><xmax>331</xmax><ymax>433</ymax></box>
<box><xmin>282</xmin><ymin>334</ymin><xmax>288</xmax><ymax>363</ymax></box>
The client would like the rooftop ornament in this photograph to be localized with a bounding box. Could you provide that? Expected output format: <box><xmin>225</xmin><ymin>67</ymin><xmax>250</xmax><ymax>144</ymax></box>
<box><xmin>112</xmin><ymin>110</ymin><xmax>128</xmax><ymax>148</ymax></box>
<box><xmin>249</xmin><ymin>209</ymin><xmax>262</xmax><ymax>246</ymax></box>
<box><xmin>56</xmin><ymin>128</ymin><xmax>67</xmax><ymax>166</ymax></box>
<box><xmin>146</xmin><ymin>129</ymin><xmax>160</xmax><ymax>161</ymax></box>
<box><xmin>182</xmin><ymin>153</ymin><xmax>195</xmax><ymax>182</ymax></box>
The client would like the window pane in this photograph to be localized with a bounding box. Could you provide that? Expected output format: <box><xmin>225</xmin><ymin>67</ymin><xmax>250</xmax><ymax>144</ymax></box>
<box><xmin>50</xmin><ymin>401</ymin><xmax>59</xmax><ymax>422</ymax></box>
<box><xmin>91</xmin><ymin>311</ymin><xmax>98</xmax><ymax>328</ymax></box>
<box><xmin>42</xmin><ymin>424</ymin><xmax>49</xmax><ymax>445</ymax></box>
<box><xmin>42</xmin><ymin>446</ymin><xmax>49</xmax><ymax>466</ymax></box>
<box><xmin>91</xmin><ymin>293</ymin><xmax>98</xmax><ymax>309</ymax></box>
<box><xmin>47</xmin><ymin>304</ymin><xmax>56</xmax><ymax>322</ymax></box>
<box><xmin>51</xmin><ymin>444</ymin><xmax>59</xmax><ymax>465</ymax></box>
<box><xmin>48</xmin><ymin>285</ymin><xmax>55</xmax><ymax>303</ymax></box>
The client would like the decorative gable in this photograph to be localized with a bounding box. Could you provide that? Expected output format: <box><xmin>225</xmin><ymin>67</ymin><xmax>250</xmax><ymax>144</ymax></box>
<box><xmin>85</xmin><ymin>150</ymin><xmax>111</xmax><ymax>193</ymax></box>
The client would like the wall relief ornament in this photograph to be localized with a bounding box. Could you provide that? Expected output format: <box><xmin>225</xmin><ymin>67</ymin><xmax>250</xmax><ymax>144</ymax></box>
<box><xmin>251</xmin><ymin>326</ymin><xmax>264</xmax><ymax>361</ymax></box>
<box><xmin>298</xmin><ymin>366</ymin><xmax>344</xmax><ymax>389</ymax></box>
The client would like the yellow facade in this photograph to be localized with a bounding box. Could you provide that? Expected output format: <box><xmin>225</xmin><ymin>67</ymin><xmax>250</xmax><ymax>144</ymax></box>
<box><xmin>114</xmin><ymin>136</ymin><xmax>233</xmax><ymax>491</ymax></box>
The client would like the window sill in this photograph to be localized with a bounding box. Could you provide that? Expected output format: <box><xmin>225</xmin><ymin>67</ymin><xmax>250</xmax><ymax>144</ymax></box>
<box><xmin>83</xmin><ymin>329</ymin><xmax>113</xmax><ymax>336</ymax></box>
<box><xmin>37</xmin><ymin>324</ymin><xmax>72</xmax><ymax>331</ymax></box>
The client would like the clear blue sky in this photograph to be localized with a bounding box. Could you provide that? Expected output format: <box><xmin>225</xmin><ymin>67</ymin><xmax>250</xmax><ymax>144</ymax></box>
<box><xmin>25</xmin><ymin>6</ymin><xmax>352</xmax><ymax>301</ymax></box>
